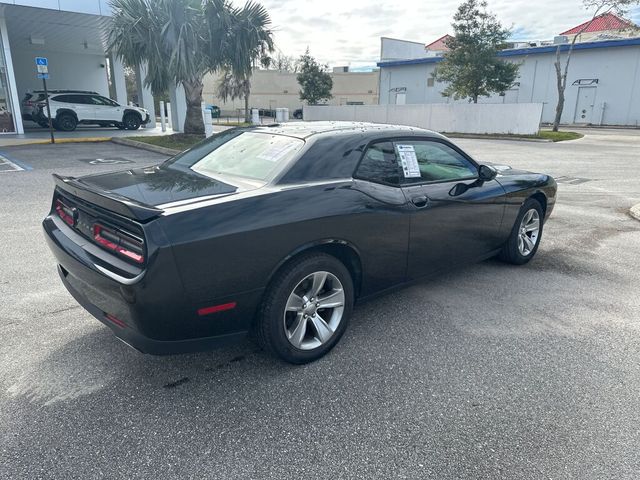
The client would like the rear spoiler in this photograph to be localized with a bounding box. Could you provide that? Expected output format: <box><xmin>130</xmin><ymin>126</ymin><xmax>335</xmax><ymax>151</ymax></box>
<box><xmin>53</xmin><ymin>174</ymin><xmax>163</xmax><ymax>222</ymax></box>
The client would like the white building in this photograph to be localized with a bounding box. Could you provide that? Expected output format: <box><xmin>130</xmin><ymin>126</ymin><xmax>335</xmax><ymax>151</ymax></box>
<box><xmin>0</xmin><ymin>1</ymin><xmax>189</xmax><ymax>134</ymax></box>
<box><xmin>377</xmin><ymin>36</ymin><xmax>640</xmax><ymax>126</ymax></box>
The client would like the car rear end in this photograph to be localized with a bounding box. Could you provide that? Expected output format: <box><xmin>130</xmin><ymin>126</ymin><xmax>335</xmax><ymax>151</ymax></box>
<box><xmin>42</xmin><ymin>176</ymin><xmax>209</xmax><ymax>354</ymax></box>
<box><xmin>21</xmin><ymin>92</ymin><xmax>45</xmax><ymax>121</ymax></box>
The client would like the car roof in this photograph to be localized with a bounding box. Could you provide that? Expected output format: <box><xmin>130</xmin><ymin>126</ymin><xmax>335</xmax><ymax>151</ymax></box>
<box><xmin>250</xmin><ymin>121</ymin><xmax>443</xmax><ymax>140</ymax></box>
<box><xmin>28</xmin><ymin>90</ymin><xmax>99</xmax><ymax>94</ymax></box>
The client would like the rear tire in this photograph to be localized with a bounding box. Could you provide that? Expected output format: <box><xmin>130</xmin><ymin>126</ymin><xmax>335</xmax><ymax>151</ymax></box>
<box><xmin>56</xmin><ymin>113</ymin><xmax>77</xmax><ymax>131</ymax></box>
<box><xmin>258</xmin><ymin>253</ymin><xmax>354</xmax><ymax>364</ymax></box>
<box><xmin>498</xmin><ymin>198</ymin><xmax>544</xmax><ymax>265</ymax></box>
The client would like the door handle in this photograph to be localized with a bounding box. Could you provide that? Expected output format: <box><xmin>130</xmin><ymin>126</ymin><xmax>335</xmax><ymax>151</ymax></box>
<box><xmin>411</xmin><ymin>195</ymin><xmax>429</xmax><ymax>208</ymax></box>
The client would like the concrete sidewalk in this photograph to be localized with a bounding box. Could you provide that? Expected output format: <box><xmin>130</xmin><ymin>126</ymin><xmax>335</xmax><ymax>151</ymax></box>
<box><xmin>0</xmin><ymin>124</ymin><xmax>174</xmax><ymax>147</ymax></box>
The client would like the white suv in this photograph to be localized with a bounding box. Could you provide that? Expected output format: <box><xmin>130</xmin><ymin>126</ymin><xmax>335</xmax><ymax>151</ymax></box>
<box><xmin>35</xmin><ymin>93</ymin><xmax>149</xmax><ymax>131</ymax></box>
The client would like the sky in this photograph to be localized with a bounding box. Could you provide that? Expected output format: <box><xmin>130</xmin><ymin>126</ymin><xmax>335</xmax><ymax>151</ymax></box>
<box><xmin>233</xmin><ymin>0</ymin><xmax>640</xmax><ymax>68</ymax></box>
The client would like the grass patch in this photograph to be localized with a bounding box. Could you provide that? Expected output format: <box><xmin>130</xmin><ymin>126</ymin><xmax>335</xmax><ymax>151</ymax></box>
<box><xmin>445</xmin><ymin>130</ymin><xmax>583</xmax><ymax>142</ymax></box>
<box><xmin>537</xmin><ymin>130</ymin><xmax>584</xmax><ymax>142</ymax></box>
<box><xmin>128</xmin><ymin>134</ymin><xmax>205</xmax><ymax>151</ymax></box>
<box><xmin>213</xmin><ymin>121</ymin><xmax>252</xmax><ymax>127</ymax></box>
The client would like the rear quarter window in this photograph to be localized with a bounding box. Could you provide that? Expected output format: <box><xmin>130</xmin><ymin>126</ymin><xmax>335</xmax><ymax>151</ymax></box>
<box><xmin>278</xmin><ymin>135</ymin><xmax>364</xmax><ymax>183</ymax></box>
<box><xmin>355</xmin><ymin>142</ymin><xmax>401</xmax><ymax>186</ymax></box>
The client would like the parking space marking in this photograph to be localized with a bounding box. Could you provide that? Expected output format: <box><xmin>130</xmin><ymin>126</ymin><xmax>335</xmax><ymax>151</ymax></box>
<box><xmin>555</xmin><ymin>175</ymin><xmax>591</xmax><ymax>185</ymax></box>
<box><xmin>78</xmin><ymin>157</ymin><xmax>135</xmax><ymax>165</ymax></box>
<box><xmin>0</xmin><ymin>153</ymin><xmax>31</xmax><ymax>173</ymax></box>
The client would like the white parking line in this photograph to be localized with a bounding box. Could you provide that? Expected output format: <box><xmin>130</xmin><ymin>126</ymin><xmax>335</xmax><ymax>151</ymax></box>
<box><xmin>0</xmin><ymin>154</ymin><xmax>25</xmax><ymax>173</ymax></box>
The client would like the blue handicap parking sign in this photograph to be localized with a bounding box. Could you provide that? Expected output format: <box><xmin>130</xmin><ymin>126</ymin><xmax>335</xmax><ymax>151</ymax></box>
<box><xmin>35</xmin><ymin>57</ymin><xmax>48</xmax><ymax>66</ymax></box>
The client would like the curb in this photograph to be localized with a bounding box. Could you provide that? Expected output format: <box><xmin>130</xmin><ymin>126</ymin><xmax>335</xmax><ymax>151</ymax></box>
<box><xmin>0</xmin><ymin>137</ymin><xmax>112</xmax><ymax>147</ymax></box>
<box><xmin>630</xmin><ymin>204</ymin><xmax>640</xmax><ymax>222</ymax></box>
<box><xmin>444</xmin><ymin>133</ymin><xmax>553</xmax><ymax>143</ymax></box>
<box><xmin>111</xmin><ymin>137</ymin><xmax>180</xmax><ymax>156</ymax></box>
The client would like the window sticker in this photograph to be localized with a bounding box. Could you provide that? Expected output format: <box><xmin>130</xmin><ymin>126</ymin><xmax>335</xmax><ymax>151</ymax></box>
<box><xmin>396</xmin><ymin>144</ymin><xmax>421</xmax><ymax>178</ymax></box>
<box><xmin>257</xmin><ymin>142</ymin><xmax>299</xmax><ymax>162</ymax></box>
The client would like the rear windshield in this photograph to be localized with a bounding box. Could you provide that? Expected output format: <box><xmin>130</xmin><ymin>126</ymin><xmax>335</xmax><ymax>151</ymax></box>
<box><xmin>167</xmin><ymin>130</ymin><xmax>304</xmax><ymax>182</ymax></box>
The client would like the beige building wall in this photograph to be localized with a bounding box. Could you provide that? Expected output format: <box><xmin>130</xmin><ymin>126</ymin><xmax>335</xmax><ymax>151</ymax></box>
<box><xmin>573</xmin><ymin>28</ymin><xmax>639</xmax><ymax>43</ymax></box>
<box><xmin>202</xmin><ymin>69</ymin><xmax>379</xmax><ymax>115</ymax></box>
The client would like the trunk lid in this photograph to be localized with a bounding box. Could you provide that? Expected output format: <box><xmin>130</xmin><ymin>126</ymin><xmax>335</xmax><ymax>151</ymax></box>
<box><xmin>54</xmin><ymin>165</ymin><xmax>252</xmax><ymax>222</ymax></box>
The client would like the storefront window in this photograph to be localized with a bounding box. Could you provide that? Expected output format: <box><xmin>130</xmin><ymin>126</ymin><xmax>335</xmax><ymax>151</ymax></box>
<box><xmin>0</xmin><ymin>32</ymin><xmax>16</xmax><ymax>133</ymax></box>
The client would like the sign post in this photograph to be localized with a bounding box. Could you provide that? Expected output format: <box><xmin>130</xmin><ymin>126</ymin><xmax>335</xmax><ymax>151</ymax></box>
<box><xmin>35</xmin><ymin>57</ymin><xmax>54</xmax><ymax>144</ymax></box>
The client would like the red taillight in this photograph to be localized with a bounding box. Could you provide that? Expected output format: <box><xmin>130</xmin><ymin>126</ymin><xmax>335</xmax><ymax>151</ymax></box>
<box><xmin>198</xmin><ymin>302</ymin><xmax>237</xmax><ymax>316</ymax></box>
<box><xmin>25</xmin><ymin>101</ymin><xmax>34</xmax><ymax>106</ymax></box>
<box><xmin>105</xmin><ymin>313</ymin><xmax>127</xmax><ymax>328</ymax></box>
<box><xmin>93</xmin><ymin>223</ymin><xmax>145</xmax><ymax>264</ymax></box>
<box><xmin>55</xmin><ymin>199</ymin><xmax>75</xmax><ymax>226</ymax></box>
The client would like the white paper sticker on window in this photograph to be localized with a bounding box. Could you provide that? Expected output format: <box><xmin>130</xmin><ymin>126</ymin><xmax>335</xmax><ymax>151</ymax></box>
<box><xmin>396</xmin><ymin>144</ymin><xmax>421</xmax><ymax>178</ymax></box>
<box><xmin>257</xmin><ymin>142</ymin><xmax>299</xmax><ymax>162</ymax></box>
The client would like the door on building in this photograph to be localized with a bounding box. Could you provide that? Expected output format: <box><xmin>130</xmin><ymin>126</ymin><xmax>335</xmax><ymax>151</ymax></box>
<box><xmin>395</xmin><ymin>92</ymin><xmax>406</xmax><ymax>105</ymax></box>
<box><xmin>574</xmin><ymin>87</ymin><xmax>597</xmax><ymax>124</ymax></box>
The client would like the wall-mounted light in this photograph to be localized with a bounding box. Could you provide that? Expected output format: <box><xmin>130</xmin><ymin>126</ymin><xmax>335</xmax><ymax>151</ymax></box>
<box><xmin>572</xmin><ymin>79</ymin><xmax>599</xmax><ymax>86</ymax></box>
<box><xmin>29</xmin><ymin>36</ymin><xmax>45</xmax><ymax>45</ymax></box>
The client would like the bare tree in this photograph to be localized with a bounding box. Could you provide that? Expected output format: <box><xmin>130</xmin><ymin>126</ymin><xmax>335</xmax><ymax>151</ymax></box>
<box><xmin>552</xmin><ymin>0</ymin><xmax>639</xmax><ymax>131</ymax></box>
<box><xmin>269</xmin><ymin>53</ymin><xmax>298</xmax><ymax>72</ymax></box>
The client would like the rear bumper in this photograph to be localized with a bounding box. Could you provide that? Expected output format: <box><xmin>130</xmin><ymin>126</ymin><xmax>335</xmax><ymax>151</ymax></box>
<box><xmin>43</xmin><ymin>214</ymin><xmax>251</xmax><ymax>355</ymax></box>
<box><xmin>58</xmin><ymin>264</ymin><xmax>245</xmax><ymax>354</ymax></box>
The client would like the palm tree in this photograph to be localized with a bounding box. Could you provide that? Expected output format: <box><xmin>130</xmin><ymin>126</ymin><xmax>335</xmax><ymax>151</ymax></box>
<box><xmin>214</xmin><ymin>0</ymin><xmax>274</xmax><ymax>122</ymax></box>
<box><xmin>109</xmin><ymin>0</ymin><xmax>273</xmax><ymax>134</ymax></box>
<box><xmin>217</xmin><ymin>70</ymin><xmax>251</xmax><ymax>121</ymax></box>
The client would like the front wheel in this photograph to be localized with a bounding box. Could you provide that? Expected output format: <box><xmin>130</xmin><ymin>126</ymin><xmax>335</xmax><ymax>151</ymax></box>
<box><xmin>499</xmin><ymin>198</ymin><xmax>544</xmax><ymax>265</ymax></box>
<box><xmin>258</xmin><ymin>253</ymin><xmax>354</xmax><ymax>364</ymax></box>
<box><xmin>122</xmin><ymin>113</ymin><xmax>141</xmax><ymax>130</ymax></box>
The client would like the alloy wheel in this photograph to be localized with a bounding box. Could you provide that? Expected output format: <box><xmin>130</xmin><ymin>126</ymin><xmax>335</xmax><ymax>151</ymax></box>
<box><xmin>518</xmin><ymin>208</ymin><xmax>540</xmax><ymax>256</ymax></box>
<box><xmin>283</xmin><ymin>271</ymin><xmax>345</xmax><ymax>350</ymax></box>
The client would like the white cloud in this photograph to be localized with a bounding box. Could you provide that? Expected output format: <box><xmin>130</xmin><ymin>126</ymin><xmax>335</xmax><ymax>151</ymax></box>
<box><xmin>232</xmin><ymin>0</ymin><xmax>640</xmax><ymax>67</ymax></box>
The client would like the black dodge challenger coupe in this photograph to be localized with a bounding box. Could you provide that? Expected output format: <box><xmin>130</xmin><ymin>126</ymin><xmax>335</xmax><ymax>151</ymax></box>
<box><xmin>43</xmin><ymin>122</ymin><xmax>557</xmax><ymax>363</ymax></box>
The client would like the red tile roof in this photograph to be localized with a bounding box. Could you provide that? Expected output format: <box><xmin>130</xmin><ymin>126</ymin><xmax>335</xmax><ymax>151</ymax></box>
<box><xmin>425</xmin><ymin>34</ymin><xmax>453</xmax><ymax>51</ymax></box>
<box><xmin>561</xmin><ymin>13</ymin><xmax>635</xmax><ymax>35</ymax></box>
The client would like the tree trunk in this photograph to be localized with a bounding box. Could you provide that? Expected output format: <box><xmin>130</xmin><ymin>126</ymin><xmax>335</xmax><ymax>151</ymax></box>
<box><xmin>182</xmin><ymin>79</ymin><xmax>205</xmax><ymax>135</ymax></box>
<box><xmin>552</xmin><ymin>47</ymin><xmax>564</xmax><ymax>132</ymax></box>
<box><xmin>473</xmin><ymin>94</ymin><xmax>478</xmax><ymax>104</ymax></box>
<box><xmin>553</xmin><ymin>82</ymin><xmax>564</xmax><ymax>132</ymax></box>
<box><xmin>244</xmin><ymin>92</ymin><xmax>250</xmax><ymax>123</ymax></box>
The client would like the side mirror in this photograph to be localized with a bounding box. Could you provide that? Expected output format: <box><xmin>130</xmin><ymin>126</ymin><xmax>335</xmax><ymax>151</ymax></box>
<box><xmin>478</xmin><ymin>164</ymin><xmax>497</xmax><ymax>181</ymax></box>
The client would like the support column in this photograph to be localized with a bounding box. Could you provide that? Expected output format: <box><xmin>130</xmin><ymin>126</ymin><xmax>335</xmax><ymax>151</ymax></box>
<box><xmin>111</xmin><ymin>56</ymin><xmax>128</xmax><ymax>106</ymax></box>
<box><xmin>0</xmin><ymin>14</ymin><xmax>24</xmax><ymax>134</ymax></box>
<box><xmin>135</xmin><ymin>63</ymin><xmax>156</xmax><ymax>128</ymax></box>
<box><xmin>169</xmin><ymin>84</ymin><xmax>187</xmax><ymax>132</ymax></box>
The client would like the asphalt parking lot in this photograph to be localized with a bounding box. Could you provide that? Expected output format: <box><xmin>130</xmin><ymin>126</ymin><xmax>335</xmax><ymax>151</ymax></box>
<box><xmin>1</xmin><ymin>130</ymin><xmax>639</xmax><ymax>479</ymax></box>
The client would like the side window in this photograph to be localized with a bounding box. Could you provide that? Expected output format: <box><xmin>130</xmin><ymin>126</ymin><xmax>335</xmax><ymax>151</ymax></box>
<box><xmin>395</xmin><ymin>140</ymin><xmax>477</xmax><ymax>183</ymax></box>
<box><xmin>61</xmin><ymin>95</ymin><xmax>86</xmax><ymax>104</ymax></box>
<box><xmin>356</xmin><ymin>142</ymin><xmax>400</xmax><ymax>186</ymax></box>
<box><xmin>51</xmin><ymin>95</ymin><xmax>70</xmax><ymax>103</ymax></box>
<box><xmin>91</xmin><ymin>96</ymin><xmax>116</xmax><ymax>106</ymax></box>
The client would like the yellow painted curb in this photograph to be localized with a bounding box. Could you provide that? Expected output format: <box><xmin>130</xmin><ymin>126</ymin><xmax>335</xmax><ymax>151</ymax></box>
<box><xmin>0</xmin><ymin>137</ymin><xmax>112</xmax><ymax>147</ymax></box>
